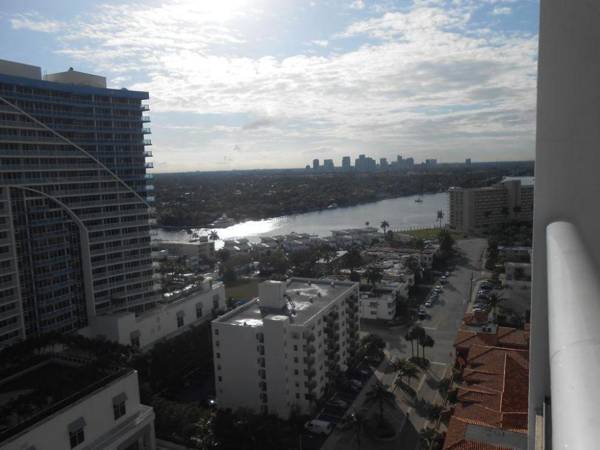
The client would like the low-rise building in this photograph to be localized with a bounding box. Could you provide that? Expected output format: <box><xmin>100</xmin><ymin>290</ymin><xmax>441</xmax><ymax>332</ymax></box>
<box><xmin>211</xmin><ymin>278</ymin><xmax>360</xmax><ymax>418</ymax></box>
<box><xmin>80</xmin><ymin>280</ymin><xmax>226</xmax><ymax>350</ymax></box>
<box><xmin>359</xmin><ymin>290</ymin><xmax>396</xmax><ymax>320</ymax></box>
<box><xmin>449</xmin><ymin>178</ymin><xmax>534</xmax><ymax>233</ymax></box>
<box><xmin>0</xmin><ymin>355</ymin><xmax>155</xmax><ymax>450</ymax></box>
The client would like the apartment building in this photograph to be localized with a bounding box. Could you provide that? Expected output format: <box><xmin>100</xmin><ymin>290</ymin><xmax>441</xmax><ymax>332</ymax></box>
<box><xmin>81</xmin><ymin>279</ymin><xmax>226</xmax><ymax>350</ymax></box>
<box><xmin>0</xmin><ymin>59</ymin><xmax>156</xmax><ymax>346</ymax></box>
<box><xmin>448</xmin><ymin>178</ymin><xmax>534</xmax><ymax>233</ymax></box>
<box><xmin>211</xmin><ymin>278</ymin><xmax>360</xmax><ymax>418</ymax></box>
<box><xmin>0</xmin><ymin>354</ymin><xmax>156</xmax><ymax>450</ymax></box>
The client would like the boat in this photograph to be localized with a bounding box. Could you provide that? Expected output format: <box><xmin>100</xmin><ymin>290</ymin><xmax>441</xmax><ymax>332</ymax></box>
<box><xmin>414</xmin><ymin>198</ymin><xmax>423</xmax><ymax>203</ymax></box>
<box><xmin>209</xmin><ymin>214</ymin><xmax>236</xmax><ymax>228</ymax></box>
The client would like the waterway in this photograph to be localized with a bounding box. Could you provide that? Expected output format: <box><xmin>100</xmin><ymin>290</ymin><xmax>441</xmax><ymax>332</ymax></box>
<box><xmin>155</xmin><ymin>192</ymin><xmax>448</xmax><ymax>245</ymax></box>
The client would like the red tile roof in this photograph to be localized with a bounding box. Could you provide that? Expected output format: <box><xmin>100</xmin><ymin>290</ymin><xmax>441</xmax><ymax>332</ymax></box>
<box><xmin>444</xmin><ymin>329</ymin><xmax>530</xmax><ymax>450</ymax></box>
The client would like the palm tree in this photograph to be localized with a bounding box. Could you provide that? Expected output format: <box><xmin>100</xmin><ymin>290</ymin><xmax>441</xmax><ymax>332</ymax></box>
<box><xmin>365</xmin><ymin>266</ymin><xmax>383</xmax><ymax>287</ymax></box>
<box><xmin>420</xmin><ymin>427</ymin><xmax>440</xmax><ymax>450</ymax></box>
<box><xmin>489</xmin><ymin>292</ymin><xmax>504</xmax><ymax>323</ymax></box>
<box><xmin>410</xmin><ymin>325</ymin><xmax>426</xmax><ymax>359</ymax></box>
<box><xmin>421</xmin><ymin>334</ymin><xmax>435</xmax><ymax>360</ymax></box>
<box><xmin>365</xmin><ymin>381</ymin><xmax>393</xmax><ymax>425</ymax></box>
<box><xmin>209</xmin><ymin>230</ymin><xmax>219</xmax><ymax>241</ymax></box>
<box><xmin>380</xmin><ymin>220</ymin><xmax>390</xmax><ymax>235</ymax></box>
<box><xmin>404</xmin><ymin>329</ymin><xmax>416</xmax><ymax>358</ymax></box>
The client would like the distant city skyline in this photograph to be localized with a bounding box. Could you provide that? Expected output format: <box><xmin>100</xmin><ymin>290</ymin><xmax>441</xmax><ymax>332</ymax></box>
<box><xmin>1</xmin><ymin>0</ymin><xmax>539</xmax><ymax>172</ymax></box>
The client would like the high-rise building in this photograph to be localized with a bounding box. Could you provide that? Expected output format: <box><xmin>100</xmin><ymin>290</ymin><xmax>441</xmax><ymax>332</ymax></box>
<box><xmin>212</xmin><ymin>279</ymin><xmax>360</xmax><ymax>418</ymax></box>
<box><xmin>0</xmin><ymin>60</ymin><xmax>157</xmax><ymax>346</ymax></box>
<box><xmin>355</xmin><ymin>154</ymin><xmax>376</xmax><ymax>172</ymax></box>
<box><xmin>323</xmin><ymin>159</ymin><xmax>334</xmax><ymax>171</ymax></box>
<box><xmin>465</xmin><ymin>158</ymin><xmax>472</xmax><ymax>166</ymax></box>
<box><xmin>379</xmin><ymin>157</ymin><xmax>388</xmax><ymax>168</ymax></box>
<box><xmin>448</xmin><ymin>178</ymin><xmax>534</xmax><ymax>233</ymax></box>
<box><xmin>312</xmin><ymin>159</ymin><xmax>319</xmax><ymax>170</ymax></box>
<box><xmin>341</xmin><ymin>156</ymin><xmax>351</xmax><ymax>170</ymax></box>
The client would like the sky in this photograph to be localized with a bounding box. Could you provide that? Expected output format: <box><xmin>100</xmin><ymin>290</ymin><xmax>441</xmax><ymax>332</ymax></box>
<box><xmin>0</xmin><ymin>0</ymin><xmax>539</xmax><ymax>172</ymax></box>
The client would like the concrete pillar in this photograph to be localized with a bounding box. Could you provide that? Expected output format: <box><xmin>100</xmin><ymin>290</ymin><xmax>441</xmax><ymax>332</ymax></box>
<box><xmin>530</xmin><ymin>0</ymin><xmax>600</xmax><ymax>447</ymax></box>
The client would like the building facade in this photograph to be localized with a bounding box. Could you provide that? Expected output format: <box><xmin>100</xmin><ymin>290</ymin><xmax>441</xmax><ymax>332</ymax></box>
<box><xmin>0</xmin><ymin>59</ymin><xmax>156</xmax><ymax>346</ymax></box>
<box><xmin>81</xmin><ymin>280</ymin><xmax>226</xmax><ymax>350</ymax></box>
<box><xmin>211</xmin><ymin>279</ymin><xmax>360</xmax><ymax>418</ymax></box>
<box><xmin>0</xmin><ymin>355</ymin><xmax>156</xmax><ymax>450</ymax></box>
<box><xmin>448</xmin><ymin>178</ymin><xmax>534</xmax><ymax>233</ymax></box>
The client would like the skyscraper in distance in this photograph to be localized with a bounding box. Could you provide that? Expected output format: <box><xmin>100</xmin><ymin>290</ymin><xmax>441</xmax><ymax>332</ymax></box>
<box><xmin>341</xmin><ymin>156</ymin><xmax>351</xmax><ymax>170</ymax></box>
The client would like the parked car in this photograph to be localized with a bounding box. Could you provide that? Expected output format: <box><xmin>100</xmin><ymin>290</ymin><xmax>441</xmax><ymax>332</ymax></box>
<box><xmin>305</xmin><ymin>420</ymin><xmax>334</xmax><ymax>435</ymax></box>
<box><xmin>444</xmin><ymin>271</ymin><xmax>450</xmax><ymax>277</ymax></box>
<box><xmin>327</xmin><ymin>399</ymin><xmax>349</xmax><ymax>409</ymax></box>
<box><xmin>425</xmin><ymin>300</ymin><xmax>433</xmax><ymax>308</ymax></box>
<box><xmin>418</xmin><ymin>306</ymin><xmax>427</xmax><ymax>319</ymax></box>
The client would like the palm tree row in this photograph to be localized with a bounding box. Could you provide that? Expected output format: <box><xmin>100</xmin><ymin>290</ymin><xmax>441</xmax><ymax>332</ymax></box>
<box><xmin>405</xmin><ymin>325</ymin><xmax>435</xmax><ymax>360</ymax></box>
<box><xmin>392</xmin><ymin>358</ymin><xmax>420</xmax><ymax>390</ymax></box>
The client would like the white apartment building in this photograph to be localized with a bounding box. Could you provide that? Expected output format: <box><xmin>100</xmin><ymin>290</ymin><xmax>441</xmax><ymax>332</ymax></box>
<box><xmin>448</xmin><ymin>178</ymin><xmax>534</xmax><ymax>233</ymax></box>
<box><xmin>211</xmin><ymin>278</ymin><xmax>359</xmax><ymax>418</ymax></box>
<box><xmin>359</xmin><ymin>291</ymin><xmax>396</xmax><ymax>320</ymax></box>
<box><xmin>0</xmin><ymin>355</ymin><xmax>155</xmax><ymax>450</ymax></box>
<box><xmin>80</xmin><ymin>280</ymin><xmax>226</xmax><ymax>349</ymax></box>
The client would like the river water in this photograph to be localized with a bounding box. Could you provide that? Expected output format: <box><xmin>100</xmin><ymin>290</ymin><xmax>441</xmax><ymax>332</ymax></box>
<box><xmin>155</xmin><ymin>192</ymin><xmax>448</xmax><ymax>245</ymax></box>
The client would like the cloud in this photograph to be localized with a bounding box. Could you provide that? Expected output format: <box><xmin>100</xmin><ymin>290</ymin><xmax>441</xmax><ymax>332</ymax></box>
<box><xmin>350</xmin><ymin>0</ymin><xmax>366</xmax><ymax>10</ymax></box>
<box><xmin>242</xmin><ymin>118</ymin><xmax>277</xmax><ymax>130</ymax></box>
<box><xmin>11</xmin><ymin>0</ymin><xmax>538</xmax><ymax>170</ymax></box>
<box><xmin>10</xmin><ymin>13</ymin><xmax>63</xmax><ymax>33</ymax></box>
<box><xmin>492</xmin><ymin>6</ymin><xmax>512</xmax><ymax>14</ymax></box>
<box><xmin>311</xmin><ymin>40</ymin><xmax>329</xmax><ymax>47</ymax></box>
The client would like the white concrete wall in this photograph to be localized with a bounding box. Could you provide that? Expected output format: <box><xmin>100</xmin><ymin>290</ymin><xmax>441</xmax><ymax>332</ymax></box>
<box><xmin>530</xmin><ymin>0</ymin><xmax>600</xmax><ymax>447</ymax></box>
<box><xmin>3</xmin><ymin>370</ymin><xmax>155</xmax><ymax>450</ymax></box>
<box><xmin>212</xmin><ymin>315</ymin><xmax>262</xmax><ymax>414</ymax></box>
<box><xmin>263</xmin><ymin>315</ymin><xmax>291</xmax><ymax>417</ymax></box>
<box><xmin>82</xmin><ymin>284</ymin><xmax>226</xmax><ymax>348</ymax></box>
<box><xmin>359</xmin><ymin>295</ymin><xmax>396</xmax><ymax>320</ymax></box>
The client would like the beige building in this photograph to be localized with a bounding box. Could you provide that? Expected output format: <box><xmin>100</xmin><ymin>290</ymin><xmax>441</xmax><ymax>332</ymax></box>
<box><xmin>211</xmin><ymin>278</ymin><xmax>359</xmax><ymax>418</ymax></box>
<box><xmin>448</xmin><ymin>178</ymin><xmax>534</xmax><ymax>233</ymax></box>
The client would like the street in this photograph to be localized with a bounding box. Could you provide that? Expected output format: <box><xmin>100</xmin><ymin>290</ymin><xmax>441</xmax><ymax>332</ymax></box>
<box><xmin>321</xmin><ymin>238</ymin><xmax>487</xmax><ymax>450</ymax></box>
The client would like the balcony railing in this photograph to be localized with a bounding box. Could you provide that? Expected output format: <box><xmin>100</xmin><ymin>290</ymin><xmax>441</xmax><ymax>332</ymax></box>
<box><xmin>546</xmin><ymin>221</ymin><xmax>600</xmax><ymax>450</ymax></box>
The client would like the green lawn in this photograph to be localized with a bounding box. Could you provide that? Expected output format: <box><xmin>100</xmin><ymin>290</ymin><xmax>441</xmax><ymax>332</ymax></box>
<box><xmin>225</xmin><ymin>279</ymin><xmax>260</xmax><ymax>301</ymax></box>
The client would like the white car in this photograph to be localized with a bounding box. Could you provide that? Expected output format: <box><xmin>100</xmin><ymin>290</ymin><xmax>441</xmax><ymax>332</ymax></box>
<box><xmin>305</xmin><ymin>420</ymin><xmax>334</xmax><ymax>435</ymax></box>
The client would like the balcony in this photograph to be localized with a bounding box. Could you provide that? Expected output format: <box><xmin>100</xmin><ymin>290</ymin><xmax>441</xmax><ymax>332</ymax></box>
<box><xmin>144</xmin><ymin>151</ymin><xmax>153</xmax><ymax>157</ymax></box>
<box><xmin>145</xmin><ymin>162</ymin><xmax>154</xmax><ymax>169</ymax></box>
<box><xmin>140</xmin><ymin>104</ymin><xmax>150</xmax><ymax>111</ymax></box>
<box><xmin>545</xmin><ymin>221</ymin><xmax>600</xmax><ymax>449</ymax></box>
<box><xmin>304</xmin><ymin>356</ymin><xmax>315</xmax><ymax>367</ymax></box>
<box><xmin>142</xmin><ymin>127</ymin><xmax>151</xmax><ymax>134</ymax></box>
<box><xmin>305</xmin><ymin>345</ymin><xmax>316</xmax><ymax>355</ymax></box>
<box><xmin>143</xmin><ymin>140</ymin><xmax>152</xmax><ymax>146</ymax></box>
<box><xmin>142</xmin><ymin>116</ymin><xmax>151</xmax><ymax>123</ymax></box>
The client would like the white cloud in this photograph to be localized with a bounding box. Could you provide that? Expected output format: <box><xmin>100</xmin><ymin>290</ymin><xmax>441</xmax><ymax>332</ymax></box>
<box><xmin>350</xmin><ymin>0</ymin><xmax>366</xmax><ymax>10</ymax></box>
<box><xmin>311</xmin><ymin>39</ymin><xmax>329</xmax><ymax>47</ymax></box>
<box><xmin>10</xmin><ymin>0</ymin><xmax>538</xmax><ymax>170</ymax></box>
<box><xmin>492</xmin><ymin>6</ymin><xmax>512</xmax><ymax>14</ymax></box>
<box><xmin>10</xmin><ymin>13</ymin><xmax>63</xmax><ymax>33</ymax></box>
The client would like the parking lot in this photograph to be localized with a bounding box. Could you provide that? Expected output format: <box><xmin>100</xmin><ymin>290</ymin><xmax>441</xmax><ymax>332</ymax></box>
<box><xmin>301</xmin><ymin>361</ymin><xmax>375</xmax><ymax>450</ymax></box>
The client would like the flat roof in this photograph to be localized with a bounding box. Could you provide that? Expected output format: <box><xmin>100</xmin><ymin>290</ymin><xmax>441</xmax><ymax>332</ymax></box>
<box><xmin>0</xmin><ymin>355</ymin><xmax>130</xmax><ymax>444</ymax></box>
<box><xmin>0</xmin><ymin>72</ymin><xmax>148</xmax><ymax>99</ymax></box>
<box><xmin>215</xmin><ymin>278</ymin><xmax>357</xmax><ymax>327</ymax></box>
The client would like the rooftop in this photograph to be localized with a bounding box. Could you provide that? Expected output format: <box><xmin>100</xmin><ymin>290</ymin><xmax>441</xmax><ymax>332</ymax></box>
<box><xmin>215</xmin><ymin>278</ymin><xmax>357</xmax><ymax>327</ymax></box>
<box><xmin>0</xmin><ymin>354</ymin><xmax>130</xmax><ymax>444</ymax></box>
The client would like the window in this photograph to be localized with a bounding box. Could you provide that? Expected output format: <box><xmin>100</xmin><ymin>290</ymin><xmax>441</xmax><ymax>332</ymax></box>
<box><xmin>68</xmin><ymin>418</ymin><xmax>86</xmax><ymax>449</ymax></box>
<box><xmin>177</xmin><ymin>312</ymin><xmax>184</xmax><ymax>328</ymax></box>
<box><xmin>112</xmin><ymin>393</ymin><xmax>127</xmax><ymax>420</ymax></box>
<box><xmin>196</xmin><ymin>303</ymin><xmax>203</xmax><ymax>319</ymax></box>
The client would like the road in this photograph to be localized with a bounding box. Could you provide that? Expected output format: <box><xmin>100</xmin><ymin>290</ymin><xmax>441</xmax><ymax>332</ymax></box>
<box><xmin>323</xmin><ymin>238</ymin><xmax>487</xmax><ymax>450</ymax></box>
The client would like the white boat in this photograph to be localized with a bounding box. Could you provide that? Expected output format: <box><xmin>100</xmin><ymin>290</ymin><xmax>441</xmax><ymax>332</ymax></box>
<box><xmin>209</xmin><ymin>214</ymin><xmax>236</xmax><ymax>228</ymax></box>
